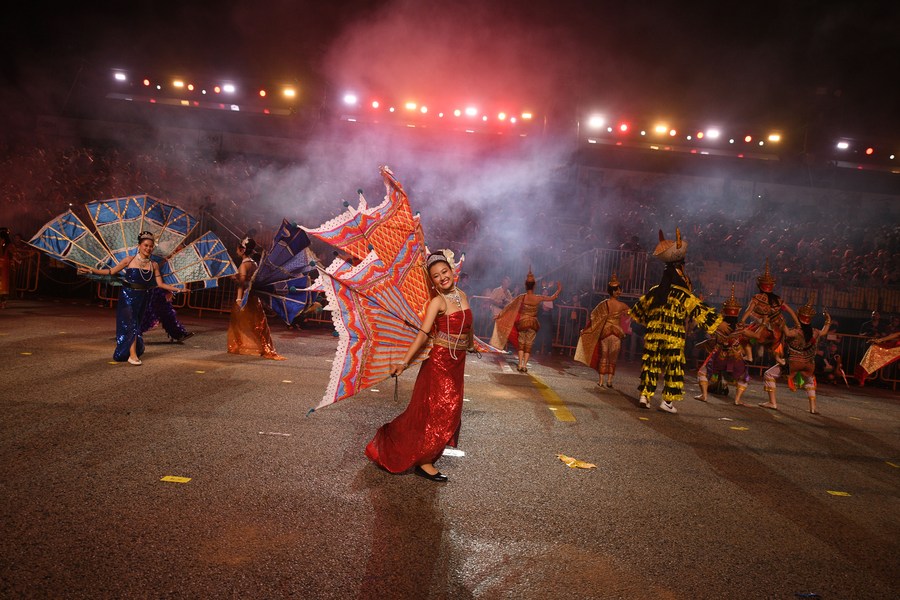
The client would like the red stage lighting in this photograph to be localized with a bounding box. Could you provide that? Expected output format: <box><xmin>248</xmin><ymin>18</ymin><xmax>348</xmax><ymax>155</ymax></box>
<box><xmin>259</xmin><ymin>89</ymin><xmax>267</xmax><ymax>97</ymax></box>
<box><xmin>744</xmin><ymin>135</ymin><xmax>752</xmax><ymax>143</ymax></box>
<box><xmin>619</xmin><ymin>123</ymin><xmax>629</xmax><ymax>132</ymax></box>
<box><xmin>866</xmin><ymin>147</ymin><xmax>874</xmax><ymax>155</ymax></box>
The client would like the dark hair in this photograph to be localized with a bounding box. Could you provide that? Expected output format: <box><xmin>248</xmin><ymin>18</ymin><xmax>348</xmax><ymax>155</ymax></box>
<box><xmin>240</xmin><ymin>237</ymin><xmax>258</xmax><ymax>253</ymax></box>
<box><xmin>525</xmin><ymin>280</ymin><xmax>536</xmax><ymax>291</ymax></box>
<box><xmin>607</xmin><ymin>284</ymin><xmax>620</xmax><ymax>295</ymax></box>
<box><xmin>425</xmin><ymin>251</ymin><xmax>451</xmax><ymax>272</ymax></box>
<box><xmin>137</xmin><ymin>230</ymin><xmax>155</xmax><ymax>243</ymax></box>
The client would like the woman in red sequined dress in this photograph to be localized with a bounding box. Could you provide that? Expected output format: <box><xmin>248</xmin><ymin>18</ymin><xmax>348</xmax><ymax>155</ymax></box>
<box><xmin>365</xmin><ymin>250</ymin><xmax>474</xmax><ymax>482</ymax></box>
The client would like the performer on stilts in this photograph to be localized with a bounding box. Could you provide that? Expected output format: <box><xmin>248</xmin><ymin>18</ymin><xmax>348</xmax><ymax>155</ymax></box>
<box><xmin>760</xmin><ymin>297</ymin><xmax>830</xmax><ymax>414</ymax></box>
<box><xmin>629</xmin><ymin>228</ymin><xmax>730</xmax><ymax>413</ymax></box>
<box><xmin>575</xmin><ymin>273</ymin><xmax>631</xmax><ymax>388</ymax></box>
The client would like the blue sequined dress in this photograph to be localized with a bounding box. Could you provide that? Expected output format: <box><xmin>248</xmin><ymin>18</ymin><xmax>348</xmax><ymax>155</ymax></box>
<box><xmin>114</xmin><ymin>268</ymin><xmax>156</xmax><ymax>361</ymax></box>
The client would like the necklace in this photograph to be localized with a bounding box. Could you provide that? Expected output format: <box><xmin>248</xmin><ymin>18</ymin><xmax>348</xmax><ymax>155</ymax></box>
<box><xmin>136</xmin><ymin>254</ymin><xmax>153</xmax><ymax>281</ymax></box>
<box><xmin>441</xmin><ymin>288</ymin><xmax>465</xmax><ymax>360</ymax></box>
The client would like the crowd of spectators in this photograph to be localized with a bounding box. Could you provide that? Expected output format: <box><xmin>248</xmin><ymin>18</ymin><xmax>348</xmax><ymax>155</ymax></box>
<box><xmin>2</xmin><ymin>137</ymin><xmax>898</xmax><ymax>293</ymax></box>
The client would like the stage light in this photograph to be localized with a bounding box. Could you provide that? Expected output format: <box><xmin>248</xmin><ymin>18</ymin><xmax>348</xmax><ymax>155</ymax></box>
<box><xmin>706</xmin><ymin>129</ymin><xmax>721</xmax><ymax>139</ymax></box>
<box><xmin>453</xmin><ymin>109</ymin><xmax>462</xmax><ymax>117</ymax></box>
<box><xmin>744</xmin><ymin>135</ymin><xmax>752</xmax><ymax>143</ymax></box>
<box><xmin>213</xmin><ymin>86</ymin><xmax>221</xmax><ymax>94</ymax></box>
<box><xmin>836</xmin><ymin>141</ymin><xmax>849</xmax><ymax>150</ymax></box>
<box><xmin>283</xmin><ymin>88</ymin><xmax>297</xmax><ymax>98</ymax></box>
<box><xmin>866</xmin><ymin>147</ymin><xmax>874</xmax><ymax>155</ymax></box>
<box><xmin>113</xmin><ymin>72</ymin><xmax>127</xmax><ymax>82</ymax></box>
<box><xmin>389</xmin><ymin>107</ymin><xmax>395</xmax><ymax>112</ymax></box>
<box><xmin>343</xmin><ymin>93</ymin><xmax>358</xmax><ymax>105</ymax></box>
<box><xmin>607</xmin><ymin>127</ymin><xmax>613</xmax><ymax>133</ymax></box>
<box><xmin>420</xmin><ymin>106</ymin><xmax>428</xmax><ymax>114</ymax></box>
<box><xmin>619</xmin><ymin>123</ymin><xmax>629</xmax><ymax>132</ymax></box>
<box><xmin>640</xmin><ymin>130</ymin><xmax>646</xmax><ymax>136</ymax></box>
<box><xmin>223</xmin><ymin>83</ymin><xmax>236</xmax><ymax>93</ymax></box>
<box><xmin>728</xmin><ymin>138</ymin><xmax>735</xmax><ymax>144</ymax></box>
<box><xmin>187</xmin><ymin>84</ymin><xmax>194</xmax><ymax>91</ymax></box>
<box><xmin>259</xmin><ymin>89</ymin><xmax>266</xmax><ymax>97</ymax></box>
<box><xmin>759</xmin><ymin>141</ymin><xmax>765</xmax><ymax>146</ymax></box>
<box><xmin>482</xmin><ymin>115</ymin><xmax>488</xmax><ymax>122</ymax></box>
<box><xmin>143</xmin><ymin>79</ymin><xmax>150</xmax><ymax>87</ymax></box>
<box><xmin>686</xmin><ymin>135</ymin><xmax>692</xmax><ymax>141</ymax></box>
<box><xmin>438</xmin><ymin>112</ymin><xmax>444</xmax><ymax>118</ymax></box>
<box><xmin>156</xmin><ymin>85</ymin><xmax>161</xmax><ymax>90</ymax></box>
<box><xmin>498</xmin><ymin>112</ymin><xmax>507</xmax><ymax>121</ymax></box>
<box><xmin>654</xmin><ymin>124</ymin><xmax>668</xmax><ymax>134</ymax></box>
<box><xmin>521</xmin><ymin>112</ymin><xmax>533</xmax><ymax>120</ymax></box>
<box><xmin>370</xmin><ymin>100</ymin><xmax>379</xmax><ymax>108</ymax></box>
<box><xmin>173</xmin><ymin>80</ymin><xmax>185</xmax><ymax>88</ymax></box>
<box><xmin>587</xmin><ymin>114</ymin><xmax>605</xmax><ymax>129</ymax></box>
<box><xmin>696</xmin><ymin>131</ymin><xmax>704</xmax><ymax>139</ymax></box>
<box><xmin>891</xmin><ymin>154</ymin><xmax>896</xmax><ymax>160</ymax></box>
<box><xmin>465</xmin><ymin>107</ymin><xmax>478</xmax><ymax>116</ymax></box>
<box><xmin>510</xmin><ymin>117</ymin><xmax>517</xmax><ymax>123</ymax></box>
<box><xmin>405</xmin><ymin>102</ymin><xmax>417</xmax><ymax>110</ymax></box>
<box><xmin>767</xmin><ymin>133</ymin><xmax>781</xmax><ymax>142</ymax></box>
<box><xmin>669</xmin><ymin>129</ymin><xmax>677</xmax><ymax>136</ymax></box>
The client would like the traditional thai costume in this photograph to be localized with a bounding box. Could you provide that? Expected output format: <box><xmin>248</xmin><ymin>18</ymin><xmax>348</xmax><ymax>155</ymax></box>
<box><xmin>114</xmin><ymin>267</ymin><xmax>156</xmax><ymax>362</ymax></box>
<box><xmin>855</xmin><ymin>338</ymin><xmax>900</xmax><ymax>385</ymax></box>
<box><xmin>575</xmin><ymin>274</ymin><xmax>630</xmax><ymax>378</ymax></box>
<box><xmin>365</xmin><ymin>308</ymin><xmax>472</xmax><ymax>473</ymax></box>
<box><xmin>227</xmin><ymin>257</ymin><xmax>283</xmax><ymax>360</ymax></box>
<box><xmin>696</xmin><ymin>285</ymin><xmax>751</xmax><ymax>401</ymax></box>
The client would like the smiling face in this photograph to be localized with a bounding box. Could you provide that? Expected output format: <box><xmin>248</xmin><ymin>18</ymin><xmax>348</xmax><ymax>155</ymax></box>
<box><xmin>429</xmin><ymin>261</ymin><xmax>455</xmax><ymax>293</ymax></box>
<box><xmin>138</xmin><ymin>239</ymin><xmax>155</xmax><ymax>258</ymax></box>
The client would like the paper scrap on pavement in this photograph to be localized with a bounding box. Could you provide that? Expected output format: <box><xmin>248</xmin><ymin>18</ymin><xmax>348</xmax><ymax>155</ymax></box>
<box><xmin>557</xmin><ymin>454</ymin><xmax>596</xmax><ymax>469</ymax></box>
<box><xmin>160</xmin><ymin>476</ymin><xmax>191</xmax><ymax>483</ymax></box>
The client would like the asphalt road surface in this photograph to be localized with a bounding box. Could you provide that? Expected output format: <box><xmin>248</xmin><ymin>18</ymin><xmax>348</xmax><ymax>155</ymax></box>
<box><xmin>1</xmin><ymin>298</ymin><xmax>898</xmax><ymax>599</ymax></box>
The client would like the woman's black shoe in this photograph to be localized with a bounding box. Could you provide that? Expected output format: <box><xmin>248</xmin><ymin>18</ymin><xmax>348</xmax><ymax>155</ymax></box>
<box><xmin>414</xmin><ymin>466</ymin><xmax>448</xmax><ymax>482</ymax></box>
<box><xmin>172</xmin><ymin>331</ymin><xmax>195</xmax><ymax>343</ymax></box>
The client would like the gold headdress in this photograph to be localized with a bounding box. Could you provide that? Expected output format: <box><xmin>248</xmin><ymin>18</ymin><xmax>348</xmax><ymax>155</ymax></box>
<box><xmin>722</xmin><ymin>284</ymin><xmax>742</xmax><ymax>317</ymax></box>
<box><xmin>608</xmin><ymin>273</ymin><xmax>620</xmax><ymax>289</ymax></box>
<box><xmin>525</xmin><ymin>268</ymin><xmax>536</xmax><ymax>286</ymax></box>
<box><xmin>756</xmin><ymin>258</ymin><xmax>776</xmax><ymax>291</ymax></box>
<box><xmin>797</xmin><ymin>296</ymin><xmax>816</xmax><ymax>323</ymax></box>
<box><xmin>653</xmin><ymin>228</ymin><xmax>687</xmax><ymax>263</ymax></box>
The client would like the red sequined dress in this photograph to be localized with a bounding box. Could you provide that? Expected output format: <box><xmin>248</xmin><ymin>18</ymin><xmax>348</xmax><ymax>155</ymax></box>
<box><xmin>365</xmin><ymin>308</ymin><xmax>471</xmax><ymax>473</ymax></box>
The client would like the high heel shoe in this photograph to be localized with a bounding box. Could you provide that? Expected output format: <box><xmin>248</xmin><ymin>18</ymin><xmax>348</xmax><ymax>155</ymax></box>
<box><xmin>414</xmin><ymin>465</ymin><xmax>448</xmax><ymax>482</ymax></box>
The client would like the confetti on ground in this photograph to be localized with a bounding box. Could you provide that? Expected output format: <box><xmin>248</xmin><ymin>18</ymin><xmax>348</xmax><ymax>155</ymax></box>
<box><xmin>849</xmin><ymin>416</ymin><xmax>862</xmax><ymax>421</ymax></box>
<box><xmin>826</xmin><ymin>490</ymin><xmax>851</xmax><ymax>497</ymax></box>
<box><xmin>194</xmin><ymin>370</ymin><xmax>205</xmax><ymax>374</ymax></box>
<box><xmin>19</xmin><ymin>352</ymin><xmax>32</xmax><ymax>356</ymax></box>
<box><xmin>638</xmin><ymin>416</ymin><xmax>650</xmax><ymax>421</ymax></box>
<box><xmin>730</xmin><ymin>426</ymin><xmax>750</xmax><ymax>431</ymax></box>
<box><xmin>442</xmin><ymin>448</ymin><xmax>465</xmax><ymax>457</ymax></box>
<box><xmin>108</xmin><ymin>361</ymin><xmax>118</xmax><ymax>365</ymax></box>
<box><xmin>886</xmin><ymin>462</ymin><xmax>898</xmax><ymax>468</ymax></box>
<box><xmin>160</xmin><ymin>476</ymin><xmax>191</xmax><ymax>483</ymax></box>
<box><xmin>557</xmin><ymin>454</ymin><xmax>597</xmax><ymax>469</ymax></box>
<box><xmin>370</xmin><ymin>388</ymin><xmax>380</xmax><ymax>393</ymax></box>
<box><xmin>718</xmin><ymin>417</ymin><xmax>734</xmax><ymax>421</ymax></box>
<box><xmin>258</xmin><ymin>431</ymin><xmax>291</xmax><ymax>437</ymax></box>
<box><xmin>281</xmin><ymin>380</ymin><xmax>293</xmax><ymax>383</ymax></box>
<box><xmin>463</xmin><ymin>397</ymin><xmax>471</xmax><ymax>402</ymax></box>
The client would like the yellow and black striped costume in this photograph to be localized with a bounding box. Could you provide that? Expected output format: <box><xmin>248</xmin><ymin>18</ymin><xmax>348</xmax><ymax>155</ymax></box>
<box><xmin>630</xmin><ymin>284</ymin><xmax>723</xmax><ymax>402</ymax></box>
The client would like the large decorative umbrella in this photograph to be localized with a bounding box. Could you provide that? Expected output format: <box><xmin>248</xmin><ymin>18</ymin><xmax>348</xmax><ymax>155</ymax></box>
<box><xmin>308</xmin><ymin>167</ymin><xmax>502</xmax><ymax>413</ymax></box>
<box><xmin>28</xmin><ymin>194</ymin><xmax>237</xmax><ymax>288</ymax></box>
<box><xmin>244</xmin><ymin>219</ymin><xmax>319</xmax><ymax>325</ymax></box>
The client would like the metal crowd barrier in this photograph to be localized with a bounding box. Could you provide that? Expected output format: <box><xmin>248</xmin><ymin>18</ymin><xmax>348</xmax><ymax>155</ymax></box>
<box><xmin>552</xmin><ymin>303</ymin><xmax>589</xmax><ymax>356</ymax></box>
<box><xmin>13</xmin><ymin>248</ymin><xmax>40</xmax><ymax>295</ymax></box>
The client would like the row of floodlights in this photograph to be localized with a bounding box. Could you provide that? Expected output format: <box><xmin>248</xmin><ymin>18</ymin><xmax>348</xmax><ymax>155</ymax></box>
<box><xmin>584</xmin><ymin>116</ymin><xmax>782</xmax><ymax>146</ymax></box>
<box><xmin>341</xmin><ymin>93</ymin><xmax>534</xmax><ymax>124</ymax></box>
<box><xmin>113</xmin><ymin>71</ymin><xmax>298</xmax><ymax>99</ymax></box>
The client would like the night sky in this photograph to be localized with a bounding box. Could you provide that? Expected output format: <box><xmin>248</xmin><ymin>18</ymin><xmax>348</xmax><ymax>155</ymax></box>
<box><xmin>2</xmin><ymin>0</ymin><xmax>899</xmax><ymax>140</ymax></box>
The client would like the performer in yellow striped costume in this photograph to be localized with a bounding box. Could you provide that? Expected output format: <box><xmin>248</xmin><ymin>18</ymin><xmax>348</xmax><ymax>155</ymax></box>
<box><xmin>629</xmin><ymin>229</ymin><xmax>729</xmax><ymax>413</ymax></box>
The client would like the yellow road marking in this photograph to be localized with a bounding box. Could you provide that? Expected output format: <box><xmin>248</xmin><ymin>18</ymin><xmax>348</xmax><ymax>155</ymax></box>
<box><xmin>826</xmin><ymin>490</ymin><xmax>851</xmax><ymax>497</ymax></box>
<box><xmin>638</xmin><ymin>417</ymin><xmax>650</xmax><ymax>421</ymax></box>
<box><xmin>529</xmin><ymin>374</ymin><xmax>576</xmax><ymax>422</ymax></box>
<box><xmin>730</xmin><ymin>426</ymin><xmax>750</xmax><ymax>431</ymax></box>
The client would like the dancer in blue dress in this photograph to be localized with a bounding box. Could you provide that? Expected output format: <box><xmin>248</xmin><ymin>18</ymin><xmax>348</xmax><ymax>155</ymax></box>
<box><xmin>78</xmin><ymin>231</ymin><xmax>183</xmax><ymax>365</ymax></box>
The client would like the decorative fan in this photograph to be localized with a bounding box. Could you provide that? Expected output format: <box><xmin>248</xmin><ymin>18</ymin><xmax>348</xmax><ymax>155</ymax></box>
<box><xmin>28</xmin><ymin>195</ymin><xmax>237</xmax><ymax>288</ymax></box>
